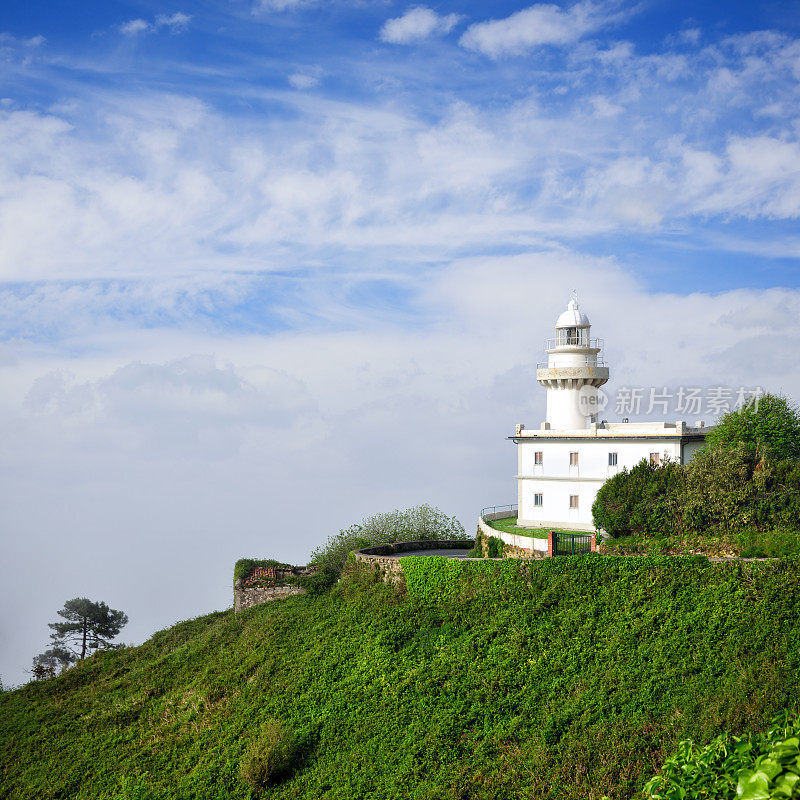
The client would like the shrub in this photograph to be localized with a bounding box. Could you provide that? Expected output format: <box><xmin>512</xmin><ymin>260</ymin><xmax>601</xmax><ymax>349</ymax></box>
<box><xmin>310</xmin><ymin>504</ymin><xmax>467</xmax><ymax>577</ymax></box>
<box><xmin>239</xmin><ymin>719</ymin><xmax>300</xmax><ymax>793</ymax></box>
<box><xmin>681</xmin><ymin>442</ymin><xmax>762</xmax><ymax>529</ymax></box>
<box><xmin>592</xmin><ymin>458</ymin><xmax>685</xmax><ymax>537</ymax></box>
<box><xmin>736</xmin><ymin>528</ymin><xmax>800</xmax><ymax>559</ymax></box>
<box><xmin>705</xmin><ymin>393</ymin><xmax>800</xmax><ymax>461</ymax></box>
<box><xmin>233</xmin><ymin>559</ymin><xmax>292</xmax><ymax>587</ymax></box>
<box><xmin>486</xmin><ymin>536</ymin><xmax>503</xmax><ymax>558</ymax></box>
<box><xmin>642</xmin><ymin>711</ymin><xmax>800</xmax><ymax>800</ymax></box>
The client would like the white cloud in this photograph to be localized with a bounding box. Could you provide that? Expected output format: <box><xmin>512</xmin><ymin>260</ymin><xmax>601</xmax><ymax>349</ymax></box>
<box><xmin>119</xmin><ymin>13</ymin><xmax>191</xmax><ymax>36</ymax></box>
<box><xmin>5</xmin><ymin>253</ymin><xmax>800</xmax><ymax>687</ymax></box>
<box><xmin>155</xmin><ymin>12</ymin><xmax>192</xmax><ymax>32</ymax></box>
<box><xmin>254</xmin><ymin>0</ymin><xmax>316</xmax><ymax>11</ymax></box>
<box><xmin>460</xmin><ymin>1</ymin><xmax>620</xmax><ymax>57</ymax></box>
<box><xmin>680</xmin><ymin>28</ymin><xmax>701</xmax><ymax>45</ymax></box>
<box><xmin>380</xmin><ymin>7</ymin><xmax>462</xmax><ymax>44</ymax></box>
<box><xmin>288</xmin><ymin>71</ymin><xmax>321</xmax><ymax>90</ymax></box>
<box><xmin>119</xmin><ymin>19</ymin><xmax>151</xmax><ymax>36</ymax></box>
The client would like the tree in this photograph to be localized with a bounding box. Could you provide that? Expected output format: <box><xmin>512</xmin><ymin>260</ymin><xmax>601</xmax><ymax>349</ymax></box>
<box><xmin>310</xmin><ymin>504</ymin><xmax>468</xmax><ymax>578</ymax></box>
<box><xmin>48</xmin><ymin>598</ymin><xmax>128</xmax><ymax>661</ymax></box>
<box><xmin>592</xmin><ymin>458</ymin><xmax>685</xmax><ymax>537</ymax></box>
<box><xmin>31</xmin><ymin>647</ymin><xmax>75</xmax><ymax>680</ymax></box>
<box><xmin>705</xmin><ymin>393</ymin><xmax>800</xmax><ymax>461</ymax></box>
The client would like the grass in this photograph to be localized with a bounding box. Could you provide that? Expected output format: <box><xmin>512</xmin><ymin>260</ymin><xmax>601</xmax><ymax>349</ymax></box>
<box><xmin>599</xmin><ymin>527</ymin><xmax>800</xmax><ymax>558</ymax></box>
<box><xmin>484</xmin><ymin>515</ymin><xmax>576</xmax><ymax>539</ymax></box>
<box><xmin>1</xmin><ymin>556</ymin><xmax>799</xmax><ymax>800</ymax></box>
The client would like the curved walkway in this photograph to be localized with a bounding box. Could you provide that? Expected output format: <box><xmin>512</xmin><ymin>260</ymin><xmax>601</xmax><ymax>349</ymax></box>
<box><xmin>388</xmin><ymin>548</ymin><xmax>473</xmax><ymax>559</ymax></box>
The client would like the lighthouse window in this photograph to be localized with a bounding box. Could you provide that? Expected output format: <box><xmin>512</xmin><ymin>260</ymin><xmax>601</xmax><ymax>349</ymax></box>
<box><xmin>557</xmin><ymin>327</ymin><xmax>588</xmax><ymax>346</ymax></box>
<box><xmin>569</xmin><ymin>452</ymin><xmax>579</xmax><ymax>466</ymax></box>
<box><xmin>649</xmin><ymin>452</ymin><xmax>660</xmax><ymax>465</ymax></box>
<box><xmin>534</xmin><ymin>451</ymin><xmax>543</xmax><ymax>465</ymax></box>
<box><xmin>569</xmin><ymin>495</ymin><xmax>579</xmax><ymax>509</ymax></box>
<box><xmin>534</xmin><ymin>493</ymin><xmax>543</xmax><ymax>507</ymax></box>
<box><xmin>608</xmin><ymin>452</ymin><xmax>618</xmax><ymax>466</ymax></box>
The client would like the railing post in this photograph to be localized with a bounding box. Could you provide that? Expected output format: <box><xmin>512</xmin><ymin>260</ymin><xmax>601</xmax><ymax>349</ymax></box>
<box><xmin>590</xmin><ymin>534</ymin><xmax>597</xmax><ymax>552</ymax></box>
<box><xmin>547</xmin><ymin>530</ymin><xmax>556</xmax><ymax>558</ymax></box>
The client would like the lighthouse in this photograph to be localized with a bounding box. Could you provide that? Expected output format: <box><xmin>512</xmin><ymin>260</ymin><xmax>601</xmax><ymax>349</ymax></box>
<box><xmin>536</xmin><ymin>295</ymin><xmax>609</xmax><ymax>430</ymax></box>
<box><xmin>507</xmin><ymin>295</ymin><xmax>709</xmax><ymax>534</ymax></box>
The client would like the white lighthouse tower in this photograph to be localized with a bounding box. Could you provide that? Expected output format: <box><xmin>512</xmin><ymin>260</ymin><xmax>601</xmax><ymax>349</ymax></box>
<box><xmin>507</xmin><ymin>294</ymin><xmax>709</xmax><ymax>536</ymax></box>
<box><xmin>536</xmin><ymin>294</ymin><xmax>609</xmax><ymax>430</ymax></box>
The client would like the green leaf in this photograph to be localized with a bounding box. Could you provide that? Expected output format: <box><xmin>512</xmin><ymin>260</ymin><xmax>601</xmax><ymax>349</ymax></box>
<box><xmin>756</xmin><ymin>758</ymin><xmax>783</xmax><ymax>780</ymax></box>
<box><xmin>773</xmin><ymin>739</ymin><xmax>800</xmax><ymax>759</ymax></box>
<box><xmin>737</xmin><ymin>770</ymin><xmax>771</xmax><ymax>800</ymax></box>
<box><xmin>772</xmin><ymin>772</ymin><xmax>800</xmax><ymax>798</ymax></box>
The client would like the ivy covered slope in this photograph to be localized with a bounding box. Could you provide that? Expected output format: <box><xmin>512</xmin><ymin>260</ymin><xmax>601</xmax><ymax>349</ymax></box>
<box><xmin>2</xmin><ymin>556</ymin><xmax>800</xmax><ymax>800</ymax></box>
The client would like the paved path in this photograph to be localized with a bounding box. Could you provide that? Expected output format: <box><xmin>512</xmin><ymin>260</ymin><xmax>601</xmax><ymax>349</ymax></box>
<box><xmin>389</xmin><ymin>548</ymin><xmax>474</xmax><ymax>559</ymax></box>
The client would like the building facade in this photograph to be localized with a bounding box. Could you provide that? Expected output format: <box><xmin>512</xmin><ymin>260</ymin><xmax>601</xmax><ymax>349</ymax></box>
<box><xmin>513</xmin><ymin>298</ymin><xmax>708</xmax><ymax>532</ymax></box>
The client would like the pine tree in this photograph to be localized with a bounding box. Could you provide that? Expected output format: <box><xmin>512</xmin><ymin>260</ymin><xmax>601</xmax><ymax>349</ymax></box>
<box><xmin>48</xmin><ymin>598</ymin><xmax>128</xmax><ymax>661</ymax></box>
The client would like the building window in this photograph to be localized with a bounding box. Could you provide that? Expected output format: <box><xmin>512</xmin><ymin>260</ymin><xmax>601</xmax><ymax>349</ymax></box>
<box><xmin>608</xmin><ymin>452</ymin><xmax>618</xmax><ymax>466</ymax></box>
<box><xmin>534</xmin><ymin>493</ymin><xmax>543</xmax><ymax>507</ymax></box>
<box><xmin>569</xmin><ymin>495</ymin><xmax>579</xmax><ymax>509</ymax></box>
<box><xmin>650</xmin><ymin>452</ymin><xmax>660</xmax><ymax>466</ymax></box>
<box><xmin>534</xmin><ymin>451</ymin><xmax>543</xmax><ymax>465</ymax></box>
<box><xmin>569</xmin><ymin>452</ymin><xmax>579</xmax><ymax>466</ymax></box>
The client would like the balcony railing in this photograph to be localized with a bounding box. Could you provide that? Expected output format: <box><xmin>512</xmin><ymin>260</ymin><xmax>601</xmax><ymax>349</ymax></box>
<box><xmin>545</xmin><ymin>336</ymin><xmax>603</xmax><ymax>350</ymax></box>
<box><xmin>480</xmin><ymin>504</ymin><xmax>518</xmax><ymax>519</ymax></box>
<box><xmin>536</xmin><ymin>355</ymin><xmax>606</xmax><ymax>370</ymax></box>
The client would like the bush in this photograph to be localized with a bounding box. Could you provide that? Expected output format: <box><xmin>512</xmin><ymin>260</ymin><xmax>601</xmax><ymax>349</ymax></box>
<box><xmin>737</xmin><ymin>529</ymin><xmax>800</xmax><ymax>559</ymax></box>
<box><xmin>486</xmin><ymin>536</ymin><xmax>503</xmax><ymax>558</ymax></box>
<box><xmin>233</xmin><ymin>559</ymin><xmax>292</xmax><ymax>587</ymax></box>
<box><xmin>239</xmin><ymin>719</ymin><xmax>300</xmax><ymax>793</ymax></box>
<box><xmin>592</xmin><ymin>459</ymin><xmax>685</xmax><ymax>537</ymax></box>
<box><xmin>681</xmin><ymin>442</ymin><xmax>762</xmax><ymax>529</ymax></box>
<box><xmin>642</xmin><ymin>711</ymin><xmax>800</xmax><ymax>800</ymax></box>
<box><xmin>705</xmin><ymin>393</ymin><xmax>800</xmax><ymax>461</ymax></box>
<box><xmin>310</xmin><ymin>504</ymin><xmax>467</xmax><ymax>577</ymax></box>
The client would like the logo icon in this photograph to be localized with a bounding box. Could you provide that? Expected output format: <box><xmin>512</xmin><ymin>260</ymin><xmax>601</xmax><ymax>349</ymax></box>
<box><xmin>577</xmin><ymin>385</ymin><xmax>608</xmax><ymax>417</ymax></box>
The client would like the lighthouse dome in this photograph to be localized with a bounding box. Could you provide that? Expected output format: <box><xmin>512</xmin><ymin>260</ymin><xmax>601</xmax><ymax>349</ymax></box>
<box><xmin>555</xmin><ymin>298</ymin><xmax>590</xmax><ymax>328</ymax></box>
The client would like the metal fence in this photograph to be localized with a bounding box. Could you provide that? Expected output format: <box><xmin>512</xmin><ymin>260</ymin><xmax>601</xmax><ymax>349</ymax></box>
<box><xmin>554</xmin><ymin>532</ymin><xmax>593</xmax><ymax>556</ymax></box>
<box><xmin>480</xmin><ymin>504</ymin><xmax>518</xmax><ymax>519</ymax></box>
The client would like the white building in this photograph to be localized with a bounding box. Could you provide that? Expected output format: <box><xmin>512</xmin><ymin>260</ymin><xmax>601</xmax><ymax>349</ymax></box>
<box><xmin>513</xmin><ymin>297</ymin><xmax>708</xmax><ymax>532</ymax></box>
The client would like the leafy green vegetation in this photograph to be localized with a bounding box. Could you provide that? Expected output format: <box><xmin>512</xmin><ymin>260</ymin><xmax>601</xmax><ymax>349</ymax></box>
<box><xmin>310</xmin><ymin>503</ymin><xmax>468</xmax><ymax>578</ymax></box>
<box><xmin>593</xmin><ymin>393</ymin><xmax>800</xmax><ymax>540</ymax></box>
<box><xmin>705</xmin><ymin>393</ymin><xmax>800</xmax><ymax>461</ymax></box>
<box><xmin>642</xmin><ymin>711</ymin><xmax>800</xmax><ymax>799</ymax></box>
<box><xmin>233</xmin><ymin>560</ymin><xmax>292</xmax><ymax>587</ymax></box>
<box><xmin>601</xmin><ymin>528</ymin><xmax>800</xmax><ymax>558</ymax></box>
<box><xmin>3</xmin><ymin>555</ymin><xmax>800</xmax><ymax>800</ymax></box>
<box><xmin>593</xmin><ymin>442</ymin><xmax>800</xmax><ymax>539</ymax></box>
<box><xmin>239</xmin><ymin>719</ymin><xmax>304</xmax><ymax>794</ymax></box>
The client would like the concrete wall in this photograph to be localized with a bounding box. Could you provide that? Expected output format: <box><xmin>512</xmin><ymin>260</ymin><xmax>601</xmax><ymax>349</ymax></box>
<box><xmin>478</xmin><ymin>511</ymin><xmax>548</xmax><ymax>554</ymax></box>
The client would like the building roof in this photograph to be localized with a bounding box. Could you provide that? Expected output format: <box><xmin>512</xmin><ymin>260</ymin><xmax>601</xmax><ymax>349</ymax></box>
<box><xmin>511</xmin><ymin>420</ymin><xmax>710</xmax><ymax>441</ymax></box>
<box><xmin>555</xmin><ymin>298</ymin><xmax>590</xmax><ymax>328</ymax></box>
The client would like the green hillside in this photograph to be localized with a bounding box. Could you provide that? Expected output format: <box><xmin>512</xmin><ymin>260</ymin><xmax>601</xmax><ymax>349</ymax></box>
<box><xmin>2</xmin><ymin>555</ymin><xmax>800</xmax><ymax>800</ymax></box>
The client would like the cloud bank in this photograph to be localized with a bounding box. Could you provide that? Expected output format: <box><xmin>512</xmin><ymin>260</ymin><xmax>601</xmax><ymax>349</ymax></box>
<box><xmin>380</xmin><ymin>7</ymin><xmax>462</xmax><ymax>44</ymax></box>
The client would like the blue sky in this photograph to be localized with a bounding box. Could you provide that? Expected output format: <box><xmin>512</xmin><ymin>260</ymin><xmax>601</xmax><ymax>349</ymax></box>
<box><xmin>1</xmin><ymin>0</ymin><xmax>800</xmax><ymax>684</ymax></box>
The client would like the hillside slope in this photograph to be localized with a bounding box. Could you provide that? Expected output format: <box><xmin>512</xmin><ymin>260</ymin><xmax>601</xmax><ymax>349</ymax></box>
<box><xmin>2</xmin><ymin>556</ymin><xmax>799</xmax><ymax>800</ymax></box>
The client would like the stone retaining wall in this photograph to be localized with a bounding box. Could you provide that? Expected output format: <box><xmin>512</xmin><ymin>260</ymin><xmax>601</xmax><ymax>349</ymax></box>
<box><xmin>234</xmin><ymin>564</ymin><xmax>317</xmax><ymax>612</ymax></box>
<box><xmin>234</xmin><ymin>584</ymin><xmax>305</xmax><ymax>612</ymax></box>
<box><xmin>353</xmin><ymin>540</ymin><xmax>475</xmax><ymax>586</ymax></box>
